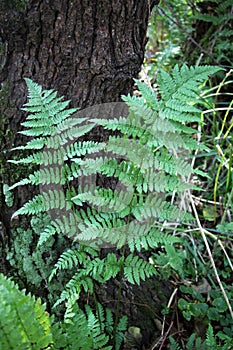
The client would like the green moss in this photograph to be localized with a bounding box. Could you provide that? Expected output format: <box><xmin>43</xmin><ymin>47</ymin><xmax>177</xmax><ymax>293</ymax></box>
<box><xmin>0</xmin><ymin>0</ymin><xmax>28</xmax><ymax>10</ymax></box>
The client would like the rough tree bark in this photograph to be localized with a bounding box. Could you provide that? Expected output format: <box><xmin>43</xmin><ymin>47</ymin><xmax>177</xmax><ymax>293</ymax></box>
<box><xmin>0</xmin><ymin>1</ymin><xmax>167</xmax><ymax>347</ymax></box>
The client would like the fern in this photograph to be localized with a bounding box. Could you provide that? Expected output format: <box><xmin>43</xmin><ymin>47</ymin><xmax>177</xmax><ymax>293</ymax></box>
<box><xmin>6</xmin><ymin>65</ymin><xmax>221</xmax><ymax>325</ymax></box>
<box><xmin>53</xmin><ymin>252</ymin><xmax>123</xmax><ymax>307</ymax></box>
<box><xmin>157</xmin><ymin>65</ymin><xmax>221</xmax><ymax>102</ymax></box>
<box><xmin>0</xmin><ymin>273</ymin><xmax>53</xmax><ymax>350</ymax></box>
<box><xmin>169</xmin><ymin>337</ymin><xmax>182</xmax><ymax>350</ymax></box>
<box><xmin>49</xmin><ymin>245</ymin><xmax>99</xmax><ymax>281</ymax></box>
<box><xmin>205</xmin><ymin>324</ymin><xmax>216</xmax><ymax>348</ymax></box>
<box><xmin>128</xmin><ymin>229</ymin><xmax>181</xmax><ymax>253</ymax></box>
<box><xmin>52</xmin><ymin>303</ymin><xmax>126</xmax><ymax>350</ymax></box>
<box><xmin>124</xmin><ymin>254</ymin><xmax>157</xmax><ymax>285</ymax></box>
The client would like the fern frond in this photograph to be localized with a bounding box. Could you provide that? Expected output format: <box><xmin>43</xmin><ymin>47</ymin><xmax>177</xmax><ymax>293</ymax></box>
<box><xmin>86</xmin><ymin>254</ymin><xmax>121</xmax><ymax>282</ymax></box>
<box><xmin>124</xmin><ymin>254</ymin><xmax>157</xmax><ymax>284</ymax></box>
<box><xmin>0</xmin><ymin>273</ymin><xmax>53</xmax><ymax>349</ymax></box>
<box><xmin>186</xmin><ymin>333</ymin><xmax>197</xmax><ymax>350</ymax></box>
<box><xmin>53</xmin><ymin>304</ymin><xmax>112</xmax><ymax>350</ymax></box>
<box><xmin>12</xmin><ymin>194</ymin><xmax>45</xmax><ymax>218</ymax></box>
<box><xmin>12</xmin><ymin>189</ymin><xmax>72</xmax><ymax>218</ymax></box>
<box><xmin>134</xmin><ymin>78</ymin><xmax>160</xmax><ymax>110</ymax></box>
<box><xmin>55</xmin><ymin>272</ymin><xmax>94</xmax><ymax>307</ymax></box>
<box><xmin>49</xmin><ymin>246</ymin><xmax>96</xmax><ymax>281</ymax></box>
<box><xmin>158</xmin><ymin>65</ymin><xmax>221</xmax><ymax>102</ymax></box>
<box><xmin>139</xmin><ymin>169</ymin><xmax>193</xmax><ymax>193</ymax></box>
<box><xmin>9</xmin><ymin>148</ymin><xmax>67</xmax><ymax>165</ymax></box>
<box><xmin>168</xmin><ymin>336</ymin><xmax>182</xmax><ymax>350</ymax></box>
<box><xmin>100</xmin><ymin>158</ymin><xmax>143</xmax><ymax>188</ymax></box>
<box><xmin>19</xmin><ymin>78</ymin><xmax>79</xmax><ymax>138</ymax></box>
<box><xmin>38</xmin><ymin>224</ymin><xmax>57</xmax><ymax>246</ymax></box>
<box><xmin>132</xmin><ymin>193</ymin><xmax>191</xmax><ymax>223</ymax></box>
<box><xmin>65</xmin><ymin>141</ymin><xmax>106</xmax><ymax>158</ymax></box>
<box><xmin>92</xmin><ymin>116</ymin><xmax>154</xmax><ymax>142</ymax></box>
<box><xmin>205</xmin><ymin>324</ymin><xmax>216</xmax><ymax>347</ymax></box>
<box><xmin>115</xmin><ymin>315</ymin><xmax>128</xmax><ymax>350</ymax></box>
<box><xmin>73</xmin><ymin>156</ymin><xmax>105</xmax><ymax>176</ymax></box>
<box><xmin>55</xmin><ymin>253</ymin><xmax>122</xmax><ymax>307</ymax></box>
<box><xmin>18</xmin><ymin>125</ymin><xmax>56</xmax><ymax>137</ymax></box>
<box><xmin>159</xmin><ymin>104</ymin><xmax>201</xmax><ymax>123</ymax></box>
<box><xmin>72</xmin><ymin>186</ymin><xmax>133</xmax><ymax>213</ymax></box>
<box><xmin>122</xmin><ymin>94</ymin><xmax>160</xmax><ymax>121</ymax></box>
<box><xmin>63</xmin><ymin>162</ymin><xmax>81</xmax><ymax>181</ymax></box>
<box><xmin>106</xmin><ymin>136</ymin><xmax>155</xmax><ymax>169</ymax></box>
<box><xmin>154</xmin><ymin>150</ymin><xmax>193</xmax><ymax>177</ymax></box>
<box><xmin>9</xmin><ymin>167</ymin><xmax>66</xmax><ymax>190</ymax></box>
<box><xmin>52</xmin><ymin>212</ymin><xmax>81</xmax><ymax>238</ymax></box>
<box><xmin>12</xmin><ymin>137</ymin><xmax>46</xmax><ymax>150</ymax></box>
<box><xmin>128</xmin><ymin>228</ymin><xmax>181</xmax><ymax>253</ymax></box>
<box><xmin>75</xmin><ymin>219</ymin><xmax>127</xmax><ymax>245</ymax></box>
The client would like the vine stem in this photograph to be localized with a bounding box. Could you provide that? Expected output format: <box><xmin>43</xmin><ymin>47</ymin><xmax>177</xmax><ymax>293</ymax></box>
<box><xmin>188</xmin><ymin>190</ymin><xmax>233</xmax><ymax>319</ymax></box>
<box><xmin>158</xmin><ymin>321</ymin><xmax>174</xmax><ymax>350</ymax></box>
<box><xmin>161</xmin><ymin>288</ymin><xmax>178</xmax><ymax>336</ymax></box>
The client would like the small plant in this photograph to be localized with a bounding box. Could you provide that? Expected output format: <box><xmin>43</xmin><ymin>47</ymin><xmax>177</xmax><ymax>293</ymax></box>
<box><xmin>169</xmin><ymin>324</ymin><xmax>233</xmax><ymax>350</ymax></box>
<box><xmin>0</xmin><ymin>273</ymin><xmax>53</xmax><ymax>350</ymax></box>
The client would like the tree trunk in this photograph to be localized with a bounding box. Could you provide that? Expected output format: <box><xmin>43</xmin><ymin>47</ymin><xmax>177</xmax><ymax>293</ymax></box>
<box><xmin>0</xmin><ymin>0</ymin><xmax>151</xmax><ymax>238</ymax></box>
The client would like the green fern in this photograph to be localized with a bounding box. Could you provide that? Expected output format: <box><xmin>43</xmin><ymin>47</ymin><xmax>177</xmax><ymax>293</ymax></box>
<box><xmin>52</xmin><ymin>251</ymin><xmax>123</xmax><ymax>307</ymax></box>
<box><xmin>52</xmin><ymin>303</ymin><xmax>126</xmax><ymax>350</ymax></box>
<box><xmin>6</xmin><ymin>65</ymin><xmax>221</xmax><ymax>318</ymax></box>
<box><xmin>49</xmin><ymin>245</ymin><xmax>99</xmax><ymax>281</ymax></box>
<box><xmin>169</xmin><ymin>337</ymin><xmax>182</xmax><ymax>350</ymax></box>
<box><xmin>0</xmin><ymin>273</ymin><xmax>53</xmax><ymax>350</ymax></box>
<box><xmin>124</xmin><ymin>254</ymin><xmax>157</xmax><ymax>285</ymax></box>
<box><xmin>128</xmin><ymin>229</ymin><xmax>181</xmax><ymax>253</ymax></box>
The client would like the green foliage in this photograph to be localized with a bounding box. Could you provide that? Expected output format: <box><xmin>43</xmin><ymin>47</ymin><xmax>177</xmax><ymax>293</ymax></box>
<box><xmin>4</xmin><ymin>65</ymin><xmax>223</xmax><ymax>348</ymax></box>
<box><xmin>0</xmin><ymin>274</ymin><xmax>126</xmax><ymax>350</ymax></box>
<box><xmin>178</xmin><ymin>284</ymin><xmax>233</xmax><ymax>337</ymax></box>
<box><xmin>123</xmin><ymin>254</ymin><xmax>157</xmax><ymax>285</ymax></box>
<box><xmin>53</xmin><ymin>304</ymin><xmax>111</xmax><ymax>350</ymax></box>
<box><xmin>169</xmin><ymin>324</ymin><xmax>233</xmax><ymax>349</ymax></box>
<box><xmin>145</xmin><ymin>0</ymin><xmax>233</xmax><ymax>74</ymax></box>
<box><xmin>5</xmin><ymin>218</ymin><xmax>70</xmax><ymax>307</ymax></box>
<box><xmin>145</xmin><ymin>0</ymin><xmax>191</xmax><ymax>72</ymax></box>
<box><xmin>8</xmin><ymin>66</ymin><xmax>219</xmax><ymax>248</ymax></box>
<box><xmin>158</xmin><ymin>67</ymin><xmax>233</xmax><ymax>348</ymax></box>
<box><xmin>151</xmin><ymin>242</ymin><xmax>186</xmax><ymax>279</ymax></box>
<box><xmin>53</xmin><ymin>303</ymin><xmax>126</xmax><ymax>350</ymax></box>
<box><xmin>191</xmin><ymin>0</ymin><xmax>233</xmax><ymax>66</ymax></box>
<box><xmin>0</xmin><ymin>273</ymin><xmax>53</xmax><ymax>350</ymax></box>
